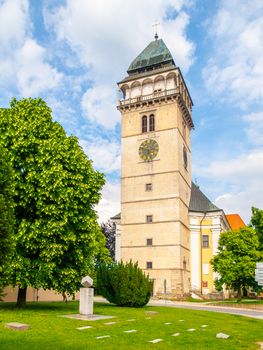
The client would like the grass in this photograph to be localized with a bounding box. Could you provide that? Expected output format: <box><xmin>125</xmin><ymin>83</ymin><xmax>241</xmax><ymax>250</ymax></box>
<box><xmin>0</xmin><ymin>301</ymin><xmax>263</xmax><ymax>350</ymax></box>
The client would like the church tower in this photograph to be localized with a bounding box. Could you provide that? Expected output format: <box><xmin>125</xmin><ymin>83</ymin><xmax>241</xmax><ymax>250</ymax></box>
<box><xmin>117</xmin><ymin>36</ymin><xmax>194</xmax><ymax>297</ymax></box>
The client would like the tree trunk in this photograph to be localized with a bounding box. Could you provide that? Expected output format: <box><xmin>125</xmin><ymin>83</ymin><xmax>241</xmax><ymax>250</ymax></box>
<box><xmin>16</xmin><ymin>287</ymin><xmax>27</xmax><ymax>307</ymax></box>
<box><xmin>237</xmin><ymin>287</ymin><xmax>242</xmax><ymax>302</ymax></box>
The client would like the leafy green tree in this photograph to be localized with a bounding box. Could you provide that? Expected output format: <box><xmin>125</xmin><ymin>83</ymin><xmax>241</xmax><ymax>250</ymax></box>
<box><xmin>212</xmin><ymin>227</ymin><xmax>263</xmax><ymax>301</ymax></box>
<box><xmin>0</xmin><ymin>98</ymin><xmax>107</xmax><ymax>306</ymax></box>
<box><xmin>97</xmin><ymin>261</ymin><xmax>153</xmax><ymax>307</ymax></box>
<box><xmin>0</xmin><ymin>145</ymin><xmax>15</xmax><ymax>298</ymax></box>
<box><xmin>251</xmin><ymin>207</ymin><xmax>263</xmax><ymax>250</ymax></box>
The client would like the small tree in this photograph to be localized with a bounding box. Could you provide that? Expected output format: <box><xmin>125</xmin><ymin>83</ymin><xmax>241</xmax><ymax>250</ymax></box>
<box><xmin>0</xmin><ymin>145</ymin><xmax>15</xmax><ymax>297</ymax></box>
<box><xmin>101</xmin><ymin>220</ymin><xmax>116</xmax><ymax>260</ymax></box>
<box><xmin>251</xmin><ymin>207</ymin><xmax>263</xmax><ymax>250</ymax></box>
<box><xmin>212</xmin><ymin>227</ymin><xmax>263</xmax><ymax>301</ymax></box>
<box><xmin>0</xmin><ymin>98</ymin><xmax>108</xmax><ymax>306</ymax></box>
<box><xmin>97</xmin><ymin>261</ymin><xmax>153</xmax><ymax>307</ymax></box>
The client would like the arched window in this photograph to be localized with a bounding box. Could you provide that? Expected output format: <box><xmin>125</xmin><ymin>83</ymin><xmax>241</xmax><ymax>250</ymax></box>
<box><xmin>149</xmin><ymin>114</ymin><xmax>155</xmax><ymax>132</ymax></box>
<box><xmin>142</xmin><ymin>115</ymin><xmax>147</xmax><ymax>133</ymax></box>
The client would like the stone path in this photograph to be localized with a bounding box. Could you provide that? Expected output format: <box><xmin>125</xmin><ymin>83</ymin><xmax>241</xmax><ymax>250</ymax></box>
<box><xmin>147</xmin><ymin>299</ymin><xmax>263</xmax><ymax>320</ymax></box>
<box><xmin>94</xmin><ymin>296</ymin><xmax>263</xmax><ymax>320</ymax></box>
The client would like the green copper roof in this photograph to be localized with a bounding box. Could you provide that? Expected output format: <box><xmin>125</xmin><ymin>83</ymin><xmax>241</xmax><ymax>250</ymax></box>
<box><xmin>127</xmin><ymin>38</ymin><xmax>175</xmax><ymax>74</ymax></box>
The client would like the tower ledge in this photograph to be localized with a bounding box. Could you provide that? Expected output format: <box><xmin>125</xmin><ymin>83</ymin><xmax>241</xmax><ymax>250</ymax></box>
<box><xmin>118</xmin><ymin>88</ymin><xmax>194</xmax><ymax>129</ymax></box>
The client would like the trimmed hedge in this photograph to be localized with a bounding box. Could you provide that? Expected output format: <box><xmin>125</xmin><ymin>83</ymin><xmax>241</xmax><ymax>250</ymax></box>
<box><xmin>96</xmin><ymin>261</ymin><xmax>153</xmax><ymax>307</ymax></box>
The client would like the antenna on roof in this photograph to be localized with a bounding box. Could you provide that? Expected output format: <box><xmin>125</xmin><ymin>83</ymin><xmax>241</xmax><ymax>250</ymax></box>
<box><xmin>152</xmin><ymin>20</ymin><xmax>160</xmax><ymax>40</ymax></box>
<box><xmin>194</xmin><ymin>178</ymin><xmax>199</xmax><ymax>189</ymax></box>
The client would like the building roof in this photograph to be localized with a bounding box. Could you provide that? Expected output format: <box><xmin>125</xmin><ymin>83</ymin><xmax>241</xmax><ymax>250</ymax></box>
<box><xmin>226</xmin><ymin>214</ymin><xmax>246</xmax><ymax>230</ymax></box>
<box><xmin>127</xmin><ymin>38</ymin><xmax>175</xmax><ymax>74</ymax></box>
<box><xmin>111</xmin><ymin>212</ymin><xmax>121</xmax><ymax>220</ymax></box>
<box><xmin>189</xmin><ymin>182</ymin><xmax>221</xmax><ymax>213</ymax></box>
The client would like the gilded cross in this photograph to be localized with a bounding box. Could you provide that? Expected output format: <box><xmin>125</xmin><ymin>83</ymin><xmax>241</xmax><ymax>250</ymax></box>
<box><xmin>152</xmin><ymin>20</ymin><xmax>160</xmax><ymax>40</ymax></box>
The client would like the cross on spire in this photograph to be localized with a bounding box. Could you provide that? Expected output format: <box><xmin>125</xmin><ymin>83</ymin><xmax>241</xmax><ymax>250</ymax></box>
<box><xmin>152</xmin><ymin>20</ymin><xmax>160</xmax><ymax>40</ymax></box>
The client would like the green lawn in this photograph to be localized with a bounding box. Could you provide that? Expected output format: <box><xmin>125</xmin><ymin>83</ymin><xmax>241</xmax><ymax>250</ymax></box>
<box><xmin>0</xmin><ymin>301</ymin><xmax>262</xmax><ymax>350</ymax></box>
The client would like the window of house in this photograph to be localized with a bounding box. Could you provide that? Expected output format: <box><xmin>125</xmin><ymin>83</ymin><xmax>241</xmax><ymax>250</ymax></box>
<box><xmin>146</xmin><ymin>261</ymin><xmax>153</xmax><ymax>269</ymax></box>
<box><xmin>202</xmin><ymin>235</ymin><xmax>209</xmax><ymax>248</ymax></box>
<box><xmin>145</xmin><ymin>183</ymin><xmax>152</xmax><ymax>191</ymax></box>
<box><xmin>146</xmin><ymin>238</ymin><xmax>153</xmax><ymax>246</ymax></box>
<box><xmin>149</xmin><ymin>114</ymin><xmax>155</xmax><ymax>132</ymax></box>
<box><xmin>202</xmin><ymin>281</ymin><xmax>208</xmax><ymax>288</ymax></box>
<box><xmin>146</xmin><ymin>215</ymin><xmax>153</xmax><ymax>223</ymax></box>
<box><xmin>142</xmin><ymin>115</ymin><xmax>147</xmax><ymax>133</ymax></box>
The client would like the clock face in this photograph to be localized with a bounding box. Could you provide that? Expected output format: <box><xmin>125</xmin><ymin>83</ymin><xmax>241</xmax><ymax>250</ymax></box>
<box><xmin>139</xmin><ymin>139</ymin><xmax>159</xmax><ymax>161</ymax></box>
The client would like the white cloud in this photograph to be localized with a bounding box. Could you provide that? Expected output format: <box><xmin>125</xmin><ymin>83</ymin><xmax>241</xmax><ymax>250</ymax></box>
<box><xmin>203</xmin><ymin>0</ymin><xmax>263</xmax><ymax>107</ymax></box>
<box><xmin>95</xmin><ymin>181</ymin><xmax>120</xmax><ymax>224</ymax></box>
<box><xmin>197</xmin><ymin>150</ymin><xmax>263</xmax><ymax>223</ymax></box>
<box><xmin>81</xmin><ymin>85</ymin><xmax>119</xmax><ymax>129</ymax></box>
<box><xmin>0</xmin><ymin>0</ymin><xmax>29</xmax><ymax>93</ymax></box>
<box><xmin>0</xmin><ymin>1</ymin><xmax>63</xmax><ymax>99</ymax></box>
<box><xmin>242</xmin><ymin>112</ymin><xmax>263</xmax><ymax>145</ymax></box>
<box><xmin>45</xmin><ymin>0</ymin><xmax>195</xmax><ymax>128</ymax></box>
<box><xmin>80</xmin><ymin>136</ymin><xmax>121</xmax><ymax>223</ymax></box>
<box><xmin>80</xmin><ymin>138</ymin><xmax>120</xmax><ymax>173</ymax></box>
<box><xmin>0</xmin><ymin>0</ymin><xmax>29</xmax><ymax>50</ymax></box>
<box><xmin>16</xmin><ymin>39</ymin><xmax>63</xmax><ymax>96</ymax></box>
<box><xmin>45</xmin><ymin>0</ymin><xmax>194</xmax><ymax>76</ymax></box>
<box><xmin>215</xmin><ymin>191</ymin><xmax>256</xmax><ymax>225</ymax></box>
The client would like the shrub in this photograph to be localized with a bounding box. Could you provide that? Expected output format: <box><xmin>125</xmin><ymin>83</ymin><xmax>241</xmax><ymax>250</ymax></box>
<box><xmin>97</xmin><ymin>261</ymin><xmax>153</xmax><ymax>307</ymax></box>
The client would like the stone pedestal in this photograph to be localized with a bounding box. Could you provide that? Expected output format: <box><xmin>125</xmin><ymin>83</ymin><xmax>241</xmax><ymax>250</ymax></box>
<box><xmin>79</xmin><ymin>287</ymin><xmax>94</xmax><ymax>315</ymax></box>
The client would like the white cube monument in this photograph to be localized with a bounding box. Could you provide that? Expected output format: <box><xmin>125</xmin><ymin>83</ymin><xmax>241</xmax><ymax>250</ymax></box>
<box><xmin>79</xmin><ymin>275</ymin><xmax>94</xmax><ymax>316</ymax></box>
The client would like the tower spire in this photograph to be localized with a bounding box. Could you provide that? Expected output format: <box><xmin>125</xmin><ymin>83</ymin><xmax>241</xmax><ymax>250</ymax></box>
<box><xmin>152</xmin><ymin>20</ymin><xmax>160</xmax><ymax>40</ymax></box>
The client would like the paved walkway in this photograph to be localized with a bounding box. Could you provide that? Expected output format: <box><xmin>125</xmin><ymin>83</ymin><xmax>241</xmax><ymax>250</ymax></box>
<box><xmin>94</xmin><ymin>296</ymin><xmax>263</xmax><ymax>320</ymax></box>
<box><xmin>148</xmin><ymin>299</ymin><xmax>263</xmax><ymax>320</ymax></box>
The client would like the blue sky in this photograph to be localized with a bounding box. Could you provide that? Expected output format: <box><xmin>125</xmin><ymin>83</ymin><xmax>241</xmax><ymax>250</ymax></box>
<box><xmin>0</xmin><ymin>0</ymin><xmax>263</xmax><ymax>223</ymax></box>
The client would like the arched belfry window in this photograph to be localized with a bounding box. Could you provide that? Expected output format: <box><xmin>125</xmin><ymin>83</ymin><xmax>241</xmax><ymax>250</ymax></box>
<box><xmin>142</xmin><ymin>115</ymin><xmax>147</xmax><ymax>133</ymax></box>
<box><xmin>149</xmin><ymin>114</ymin><xmax>155</xmax><ymax>132</ymax></box>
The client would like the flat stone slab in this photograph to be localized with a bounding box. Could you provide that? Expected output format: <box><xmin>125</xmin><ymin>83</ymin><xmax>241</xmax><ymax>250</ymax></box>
<box><xmin>149</xmin><ymin>339</ymin><xmax>163</xmax><ymax>343</ymax></box>
<box><xmin>5</xmin><ymin>322</ymin><xmax>30</xmax><ymax>331</ymax></box>
<box><xmin>164</xmin><ymin>322</ymin><xmax>172</xmax><ymax>325</ymax></box>
<box><xmin>201</xmin><ymin>325</ymin><xmax>208</xmax><ymax>328</ymax></box>
<box><xmin>62</xmin><ymin>314</ymin><xmax>115</xmax><ymax>321</ymax></box>
<box><xmin>172</xmin><ymin>333</ymin><xmax>180</xmax><ymax>337</ymax></box>
<box><xmin>216</xmin><ymin>332</ymin><xmax>230</xmax><ymax>339</ymax></box>
<box><xmin>124</xmin><ymin>329</ymin><xmax>137</xmax><ymax>333</ymax></box>
<box><xmin>104</xmin><ymin>322</ymin><xmax>117</xmax><ymax>325</ymax></box>
<box><xmin>77</xmin><ymin>326</ymin><xmax>93</xmax><ymax>330</ymax></box>
<box><xmin>179</xmin><ymin>319</ymin><xmax>184</xmax><ymax>322</ymax></box>
<box><xmin>126</xmin><ymin>319</ymin><xmax>136</xmax><ymax>322</ymax></box>
<box><xmin>187</xmin><ymin>328</ymin><xmax>196</xmax><ymax>332</ymax></box>
<box><xmin>96</xmin><ymin>335</ymin><xmax>110</xmax><ymax>339</ymax></box>
<box><xmin>145</xmin><ymin>311</ymin><xmax>158</xmax><ymax>314</ymax></box>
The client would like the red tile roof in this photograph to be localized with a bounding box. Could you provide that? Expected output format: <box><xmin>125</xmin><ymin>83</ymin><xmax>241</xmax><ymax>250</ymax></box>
<box><xmin>226</xmin><ymin>214</ymin><xmax>246</xmax><ymax>230</ymax></box>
